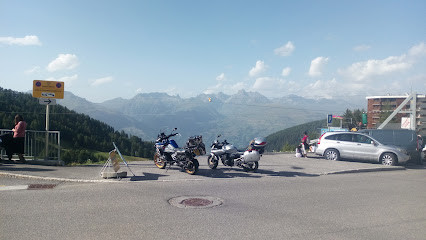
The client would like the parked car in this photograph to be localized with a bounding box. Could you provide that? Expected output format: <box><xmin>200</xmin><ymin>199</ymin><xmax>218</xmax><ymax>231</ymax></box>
<box><xmin>316</xmin><ymin>132</ymin><xmax>410</xmax><ymax>165</ymax></box>
<box><xmin>358</xmin><ymin>129</ymin><xmax>420</xmax><ymax>164</ymax></box>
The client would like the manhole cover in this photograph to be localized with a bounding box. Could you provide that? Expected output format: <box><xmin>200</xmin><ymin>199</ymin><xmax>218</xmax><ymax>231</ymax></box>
<box><xmin>169</xmin><ymin>196</ymin><xmax>223</xmax><ymax>209</ymax></box>
<box><xmin>27</xmin><ymin>184</ymin><xmax>57</xmax><ymax>190</ymax></box>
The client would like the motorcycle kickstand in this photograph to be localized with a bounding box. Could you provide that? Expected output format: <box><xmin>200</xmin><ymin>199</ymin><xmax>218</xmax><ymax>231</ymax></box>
<box><xmin>165</xmin><ymin>162</ymin><xmax>172</xmax><ymax>172</ymax></box>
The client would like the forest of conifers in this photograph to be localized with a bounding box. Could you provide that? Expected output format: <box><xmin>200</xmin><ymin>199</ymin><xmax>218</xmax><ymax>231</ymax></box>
<box><xmin>0</xmin><ymin>87</ymin><xmax>153</xmax><ymax>164</ymax></box>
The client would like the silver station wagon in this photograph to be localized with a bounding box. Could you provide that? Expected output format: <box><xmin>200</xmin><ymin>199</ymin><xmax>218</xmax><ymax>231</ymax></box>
<box><xmin>316</xmin><ymin>132</ymin><xmax>410</xmax><ymax>166</ymax></box>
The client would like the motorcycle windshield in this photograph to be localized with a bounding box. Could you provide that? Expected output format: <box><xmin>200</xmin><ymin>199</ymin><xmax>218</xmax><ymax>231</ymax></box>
<box><xmin>169</xmin><ymin>139</ymin><xmax>179</xmax><ymax>148</ymax></box>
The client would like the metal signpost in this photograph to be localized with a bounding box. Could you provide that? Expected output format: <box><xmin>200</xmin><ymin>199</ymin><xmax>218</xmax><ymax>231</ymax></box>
<box><xmin>33</xmin><ymin>80</ymin><xmax>64</xmax><ymax>160</ymax></box>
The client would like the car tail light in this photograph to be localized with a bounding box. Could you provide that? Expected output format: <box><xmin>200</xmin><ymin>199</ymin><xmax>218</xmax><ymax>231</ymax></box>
<box><xmin>318</xmin><ymin>133</ymin><xmax>326</xmax><ymax>145</ymax></box>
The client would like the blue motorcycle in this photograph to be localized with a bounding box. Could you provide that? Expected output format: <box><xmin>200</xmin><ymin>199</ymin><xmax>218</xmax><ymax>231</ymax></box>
<box><xmin>153</xmin><ymin>128</ymin><xmax>205</xmax><ymax>175</ymax></box>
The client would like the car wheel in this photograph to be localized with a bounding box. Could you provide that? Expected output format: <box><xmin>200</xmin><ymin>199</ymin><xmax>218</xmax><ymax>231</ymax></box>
<box><xmin>380</xmin><ymin>153</ymin><xmax>397</xmax><ymax>166</ymax></box>
<box><xmin>324</xmin><ymin>149</ymin><xmax>340</xmax><ymax>161</ymax></box>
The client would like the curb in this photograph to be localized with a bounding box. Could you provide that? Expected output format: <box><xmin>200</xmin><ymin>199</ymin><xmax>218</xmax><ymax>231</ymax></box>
<box><xmin>321</xmin><ymin>166</ymin><xmax>406</xmax><ymax>175</ymax></box>
<box><xmin>0</xmin><ymin>171</ymin><xmax>118</xmax><ymax>183</ymax></box>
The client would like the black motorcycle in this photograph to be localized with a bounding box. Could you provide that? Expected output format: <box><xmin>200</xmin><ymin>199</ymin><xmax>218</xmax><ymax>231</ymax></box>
<box><xmin>153</xmin><ymin>128</ymin><xmax>205</xmax><ymax>175</ymax></box>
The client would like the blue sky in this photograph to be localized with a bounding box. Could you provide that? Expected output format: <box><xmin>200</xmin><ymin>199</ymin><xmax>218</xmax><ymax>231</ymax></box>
<box><xmin>1</xmin><ymin>0</ymin><xmax>425</xmax><ymax>103</ymax></box>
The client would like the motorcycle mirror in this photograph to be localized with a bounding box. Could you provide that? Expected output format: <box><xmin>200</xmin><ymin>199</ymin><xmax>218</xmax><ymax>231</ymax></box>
<box><xmin>173</xmin><ymin>128</ymin><xmax>177</xmax><ymax>131</ymax></box>
<box><xmin>217</xmin><ymin>134</ymin><xmax>221</xmax><ymax>138</ymax></box>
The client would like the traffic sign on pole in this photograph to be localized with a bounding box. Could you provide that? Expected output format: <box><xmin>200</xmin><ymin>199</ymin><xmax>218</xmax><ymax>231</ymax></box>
<box><xmin>39</xmin><ymin>98</ymin><xmax>56</xmax><ymax>105</ymax></box>
<box><xmin>33</xmin><ymin>80</ymin><xmax>64</xmax><ymax>99</ymax></box>
<box><xmin>327</xmin><ymin>114</ymin><xmax>333</xmax><ymax>124</ymax></box>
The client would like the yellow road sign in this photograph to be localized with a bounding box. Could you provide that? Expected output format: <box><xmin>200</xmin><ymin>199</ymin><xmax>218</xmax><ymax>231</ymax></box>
<box><xmin>33</xmin><ymin>80</ymin><xmax>64</xmax><ymax>99</ymax></box>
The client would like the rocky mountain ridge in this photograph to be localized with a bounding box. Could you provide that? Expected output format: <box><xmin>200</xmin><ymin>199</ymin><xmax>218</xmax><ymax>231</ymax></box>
<box><xmin>58</xmin><ymin>90</ymin><xmax>364</xmax><ymax>147</ymax></box>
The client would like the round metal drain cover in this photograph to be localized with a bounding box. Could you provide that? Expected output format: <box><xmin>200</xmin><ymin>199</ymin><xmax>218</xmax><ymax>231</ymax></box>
<box><xmin>169</xmin><ymin>196</ymin><xmax>223</xmax><ymax>209</ymax></box>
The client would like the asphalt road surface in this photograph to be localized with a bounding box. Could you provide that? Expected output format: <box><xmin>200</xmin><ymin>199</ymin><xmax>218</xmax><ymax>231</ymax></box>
<box><xmin>1</xmin><ymin>164</ymin><xmax>425</xmax><ymax>240</ymax></box>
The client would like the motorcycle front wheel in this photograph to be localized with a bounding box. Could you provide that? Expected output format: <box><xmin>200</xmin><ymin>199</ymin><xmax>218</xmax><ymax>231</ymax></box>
<box><xmin>185</xmin><ymin>159</ymin><xmax>199</xmax><ymax>175</ymax></box>
<box><xmin>154</xmin><ymin>152</ymin><xmax>166</xmax><ymax>169</ymax></box>
<box><xmin>207</xmin><ymin>155</ymin><xmax>219</xmax><ymax>169</ymax></box>
<box><xmin>243</xmin><ymin>161</ymin><xmax>259</xmax><ymax>172</ymax></box>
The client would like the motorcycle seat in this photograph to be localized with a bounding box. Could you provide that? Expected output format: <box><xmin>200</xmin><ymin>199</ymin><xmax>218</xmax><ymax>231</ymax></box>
<box><xmin>175</xmin><ymin>149</ymin><xmax>186</xmax><ymax>154</ymax></box>
<box><xmin>230</xmin><ymin>152</ymin><xmax>242</xmax><ymax>158</ymax></box>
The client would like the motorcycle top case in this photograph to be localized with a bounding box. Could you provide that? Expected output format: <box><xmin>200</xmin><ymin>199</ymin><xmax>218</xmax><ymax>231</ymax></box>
<box><xmin>253</xmin><ymin>137</ymin><xmax>267</xmax><ymax>147</ymax></box>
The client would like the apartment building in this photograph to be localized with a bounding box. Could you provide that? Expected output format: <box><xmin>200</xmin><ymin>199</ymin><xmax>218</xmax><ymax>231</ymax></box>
<box><xmin>366</xmin><ymin>94</ymin><xmax>426</xmax><ymax>136</ymax></box>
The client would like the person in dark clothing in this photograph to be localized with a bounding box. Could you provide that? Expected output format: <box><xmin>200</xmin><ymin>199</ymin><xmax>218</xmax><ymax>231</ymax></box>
<box><xmin>0</xmin><ymin>133</ymin><xmax>14</xmax><ymax>163</ymax></box>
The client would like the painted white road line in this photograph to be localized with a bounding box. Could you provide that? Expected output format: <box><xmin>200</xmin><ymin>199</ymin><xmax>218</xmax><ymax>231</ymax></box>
<box><xmin>0</xmin><ymin>185</ymin><xmax>28</xmax><ymax>191</ymax></box>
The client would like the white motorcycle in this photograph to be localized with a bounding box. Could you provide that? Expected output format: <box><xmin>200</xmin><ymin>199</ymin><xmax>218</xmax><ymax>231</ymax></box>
<box><xmin>207</xmin><ymin>135</ymin><xmax>267</xmax><ymax>171</ymax></box>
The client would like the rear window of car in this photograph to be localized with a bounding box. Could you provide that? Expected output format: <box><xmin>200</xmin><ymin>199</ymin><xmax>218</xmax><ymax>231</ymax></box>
<box><xmin>353</xmin><ymin>134</ymin><xmax>372</xmax><ymax>144</ymax></box>
<box><xmin>325</xmin><ymin>133</ymin><xmax>352</xmax><ymax>142</ymax></box>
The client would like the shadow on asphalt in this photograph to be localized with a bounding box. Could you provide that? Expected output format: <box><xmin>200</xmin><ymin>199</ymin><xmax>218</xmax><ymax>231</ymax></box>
<box><xmin>404</xmin><ymin>163</ymin><xmax>425</xmax><ymax>170</ymax></box>
<box><xmin>130</xmin><ymin>172</ymin><xmax>170</xmax><ymax>181</ymax></box>
<box><xmin>196</xmin><ymin>167</ymin><xmax>319</xmax><ymax>179</ymax></box>
<box><xmin>127</xmin><ymin>166</ymin><xmax>319</xmax><ymax>181</ymax></box>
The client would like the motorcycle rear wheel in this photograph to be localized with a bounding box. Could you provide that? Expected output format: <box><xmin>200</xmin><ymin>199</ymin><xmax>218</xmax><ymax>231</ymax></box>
<box><xmin>154</xmin><ymin>152</ymin><xmax>166</xmax><ymax>169</ymax></box>
<box><xmin>207</xmin><ymin>155</ymin><xmax>219</xmax><ymax>169</ymax></box>
<box><xmin>185</xmin><ymin>159</ymin><xmax>199</xmax><ymax>175</ymax></box>
<box><xmin>243</xmin><ymin>161</ymin><xmax>258</xmax><ymax>172</ymax></box>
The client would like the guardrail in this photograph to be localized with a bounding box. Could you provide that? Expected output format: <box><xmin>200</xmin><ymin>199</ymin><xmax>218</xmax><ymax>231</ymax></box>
<box><xmin>0</xmin><ymin>129</ymin><xmax>61</xmax><ymax>165</ymax></box>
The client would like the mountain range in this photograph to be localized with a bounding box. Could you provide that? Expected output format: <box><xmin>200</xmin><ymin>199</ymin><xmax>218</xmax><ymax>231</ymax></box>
<box><xmin>57</xmin><ymin>90</ymin><xmax>365</xmax><ymax>148</ymax></box>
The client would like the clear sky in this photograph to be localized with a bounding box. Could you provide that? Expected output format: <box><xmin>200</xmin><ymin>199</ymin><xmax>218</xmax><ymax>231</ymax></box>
<box><xmin>1</xmin><ymin>0</ymin><xmax>425</xmax><ymax>103</ymax></box>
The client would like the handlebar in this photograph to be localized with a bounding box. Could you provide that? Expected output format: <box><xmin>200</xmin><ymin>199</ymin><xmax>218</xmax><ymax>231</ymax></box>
<box><xmin>156</xmin><ymin>132</ymin><xmax>179</xmax><ymax>142</ymax></box>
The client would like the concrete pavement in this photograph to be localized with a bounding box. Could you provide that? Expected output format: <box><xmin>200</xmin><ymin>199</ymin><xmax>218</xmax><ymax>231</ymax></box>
<box><xmin>0</xmin><ymin>153</ymin><xmax>413</xmax><ymax>183</ymax></box>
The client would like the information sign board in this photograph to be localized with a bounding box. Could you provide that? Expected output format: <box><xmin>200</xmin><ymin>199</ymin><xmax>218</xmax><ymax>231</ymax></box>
<box><xmin>33</xmin><ymin>80</ymin><xmax>64</xmax><ymax>99</ymax></box>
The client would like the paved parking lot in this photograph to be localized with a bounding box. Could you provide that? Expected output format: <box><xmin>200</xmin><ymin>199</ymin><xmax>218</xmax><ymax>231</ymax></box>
<box><xmin>0</xmin><ymin>153</ymin><xmax>408</xmax><ymax>183</ymax></box>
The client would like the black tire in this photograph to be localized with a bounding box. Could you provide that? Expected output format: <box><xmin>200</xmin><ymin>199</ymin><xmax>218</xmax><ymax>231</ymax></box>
<box><xmin>207</xmin><ymin>155</ymin><xmax>219</xmax><ymax>169</ymax></box>
<box><xmin>324</xmin><ymin>149</ymin><xmax>340</xmax><ymax>161</ymax></box>
<box><xmin>154</xmin><ymin>152</ymin><xmax>166</xmax><ymax>169</ymax></box>
<box><xmin>185</xmin><ymin>159</ymin><xmax>199</xmax><ymax>175</ymax></box>
<box><xmin>243</xmin><ymin>161</ymin><xmax>259</xmax><ymax>172</ymax></box>
<box><xmin>380</xmin><ymin>153</ymin><xmax>397</xmax><ymax>166</ymax></box>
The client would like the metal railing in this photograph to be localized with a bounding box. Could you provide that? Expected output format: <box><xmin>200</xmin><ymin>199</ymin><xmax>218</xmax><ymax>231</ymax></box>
<box><xmin>0</xmin><ymin>129</ymin><xmax>61</xmax><ymax>164</ymax></box>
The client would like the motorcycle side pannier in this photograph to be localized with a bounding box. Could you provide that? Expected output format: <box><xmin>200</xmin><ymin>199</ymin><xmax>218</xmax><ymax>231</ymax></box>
<box><xmin>243</xmin><ymin>150</ymin><xmax>261</xmax><ymax>163</ymax></box>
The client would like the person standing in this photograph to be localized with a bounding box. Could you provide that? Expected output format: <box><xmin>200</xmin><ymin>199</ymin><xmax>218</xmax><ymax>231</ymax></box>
<box><xmin>417</xmin><ymin>135</ymin><xmax>423</xmax><ymax>165</ymax></box>
<box><xmin>11</xmin><ymin>114</ymin><xmax>27</xmax><ymax>163</ymax></box>
<box><xmin>301</xmin><ymin>131</ymin><xmax>309</xmax><ymax>158</ymax></box>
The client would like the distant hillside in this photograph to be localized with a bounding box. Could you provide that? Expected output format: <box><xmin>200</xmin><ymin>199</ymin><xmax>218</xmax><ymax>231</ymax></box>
<box><xmin>266</xmin><ymin>119</ymin><xmax>326</xmax><ymax>152</ymax></box>
<box><xmin>58</xmin><ymin>90</ymin><xmax>363</xmax><ymax>148</ymax></box>
<box><xmin>0</xmin><ymin>87</ymin><xmax>153</xmax><ymax>164</ymax></box>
